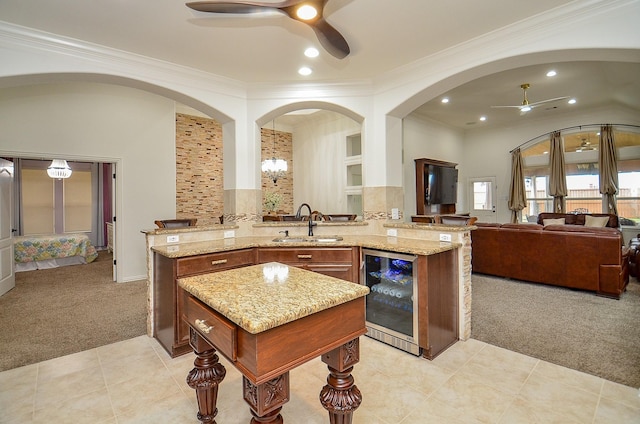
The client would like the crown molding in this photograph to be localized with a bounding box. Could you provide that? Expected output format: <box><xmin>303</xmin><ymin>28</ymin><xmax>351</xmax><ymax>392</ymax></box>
<box><xmin>0</xmin><ymin>20</ymin><xmax>247</xmax><ymax>99</ymax></box>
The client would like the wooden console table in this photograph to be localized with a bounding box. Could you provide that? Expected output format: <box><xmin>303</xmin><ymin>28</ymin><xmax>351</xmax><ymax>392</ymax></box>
<box><xmin>178</xmin><ymin>262</ymin><xmax>370</xmax><ymax>423</ymax></box>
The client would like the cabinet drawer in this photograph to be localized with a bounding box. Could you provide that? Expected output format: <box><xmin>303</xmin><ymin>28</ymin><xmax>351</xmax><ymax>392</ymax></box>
<box><xmin>258</xmin><ymin>247</ymin><xmax>355</xmax><ymax>264</ymax></box>
<box><xmin>183</xmin><ymin>294</ymin><xmax>237</xmax><ymax>361</ymax></box>
<box><xmin>177</xmin><ymin>249</ymin><xmax>254</xmax><ymax>276</ymax></box>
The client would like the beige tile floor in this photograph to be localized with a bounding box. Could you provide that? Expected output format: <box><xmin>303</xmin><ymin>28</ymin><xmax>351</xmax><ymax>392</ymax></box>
<box><xmin>1</xmin><ymin>335</ymin><xmax>639</xmax><ymax>424</ymax></box>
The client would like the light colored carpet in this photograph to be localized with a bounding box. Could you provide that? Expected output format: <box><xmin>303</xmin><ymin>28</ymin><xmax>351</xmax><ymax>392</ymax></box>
<box><xmin>0</xmin><ymin>251</ymin><xmax>147</xmax><ymax>372</ymax></box>
<box><xmin>471</xmin><ymin>273</ymin><xmax>640</xmax><ymax>388</ymax></box>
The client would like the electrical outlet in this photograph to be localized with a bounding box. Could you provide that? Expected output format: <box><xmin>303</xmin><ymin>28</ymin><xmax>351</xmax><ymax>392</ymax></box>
<box><xmin>439</xmin><ymin>233</ymin><xmax>452</xmax><ymax>242</ymax></box>
<box><xmin>391</xmin><ymin>208</ymin><xmax>399</xmax><ymax>220</ymax></box>
<box><xmin>224</xmin><ymin>230</ymin><xmax>235</xmax><ymax>239</ymax></box>
<box><xmin>167</xmin><ymin>235</ymin><xmax>179</xmax><ymax>243</ymax></box>
<box><xmin>387</xmin><ymin>229</ymin><xmax>398</xmax><ymax>237</ymax></box>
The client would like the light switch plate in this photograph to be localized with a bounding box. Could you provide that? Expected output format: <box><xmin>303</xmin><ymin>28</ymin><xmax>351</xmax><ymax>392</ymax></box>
<box><xmin>387</xmin><ymin>229</ymin><xmax>398</xmax><ymax>237</ymax></box>
<box><xmin>167</xmin><ymin>235</ymin><xmax>179</xmax><ymax>243</ymax></box>
<box><xmin>439</xmin><ymin>233</ymin><xmax>452</xmax><ymax>242</ymax></box>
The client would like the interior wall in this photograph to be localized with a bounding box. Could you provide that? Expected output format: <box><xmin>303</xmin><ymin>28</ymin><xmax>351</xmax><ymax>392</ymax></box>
<box><xmin>402</xmin><ymin>115</ymin><xmax>465</xmax><ymax>219</ymax></box>
<box><xmin>0</xmin><ymin>82</ymin><xmax>176</xmax><ymax>282</ymax></box>
<box><xmin>292</xmin><ymin>112</ymin><xmax>361</xmax><ymax>214</ymax></box>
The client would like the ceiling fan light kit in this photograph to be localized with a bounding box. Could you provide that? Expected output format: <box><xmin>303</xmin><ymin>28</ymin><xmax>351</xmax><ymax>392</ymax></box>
<box><xmin>186</xmin><ymin>0</ymin><xmax>350</xmax><ymax>59</ymax></box>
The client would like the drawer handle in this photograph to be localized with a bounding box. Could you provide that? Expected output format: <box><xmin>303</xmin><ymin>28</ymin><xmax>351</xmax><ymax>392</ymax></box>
<box><xmin>297</xmin><ymin>254</ymin><xmax>312</xmax><ymax>259</ymax></box>
<box><xmin>195</xmin><ymin>319</ymin><xmax>213</xmax><ymax>334</ymax></box>
<box><xmin>211</xmin><ymin>259</ymin><xmax>228</xmax><ymax>266</ymax></box>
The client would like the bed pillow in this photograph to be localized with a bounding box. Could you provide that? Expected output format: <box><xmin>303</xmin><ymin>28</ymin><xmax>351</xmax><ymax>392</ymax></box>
<box><xmin>585</xmin><ymin>215</ymin><xmax>609</xmax><ymax>227</ymax></box>
<box><xmin>543</xmin><ymin>218</ymin><xmax>565</xmax><ymax>226</ymax></box>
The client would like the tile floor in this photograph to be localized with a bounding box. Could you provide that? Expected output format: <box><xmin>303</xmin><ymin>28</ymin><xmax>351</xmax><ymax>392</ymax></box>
<box><xmin>1</xmin><ymin>335</ymin><xmax>639</xmax><ymax>423</ymax></box>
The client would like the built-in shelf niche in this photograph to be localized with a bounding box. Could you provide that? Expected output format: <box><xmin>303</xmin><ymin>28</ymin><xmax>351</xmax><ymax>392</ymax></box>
<box><xmin>345</xmin><ymin>133</ymin><xmax>362</xmax><ymax>217</ymax></box>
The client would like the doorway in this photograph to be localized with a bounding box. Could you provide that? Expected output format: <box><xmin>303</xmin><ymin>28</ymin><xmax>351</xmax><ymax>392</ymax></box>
<box><xmin>469</xmin><ymin>177</ymin><xmax>497</xmax><ymax>223</ymax></box>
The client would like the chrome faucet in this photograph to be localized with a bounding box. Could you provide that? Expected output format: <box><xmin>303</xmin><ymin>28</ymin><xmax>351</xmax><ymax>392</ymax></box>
<box><xmin>295</xmin><ymin>203</ymin><xmax>316</xmax><ymax>236</ymax></box>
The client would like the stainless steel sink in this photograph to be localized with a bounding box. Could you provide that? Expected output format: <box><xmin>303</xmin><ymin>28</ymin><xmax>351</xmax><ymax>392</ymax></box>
<box><xmin>310</xmin><ymin>236</ymin><xmax>343</xmax><ymax>242</ymax></box>
<box><xmin>271</xmin><ymin>236</ymin><xmax>343</xmax><ymax>243</ymax></box>
<box><xmin>271</xmin><ymin>237</ymin><xmax>308</xmax><ymax>242</ymax></box>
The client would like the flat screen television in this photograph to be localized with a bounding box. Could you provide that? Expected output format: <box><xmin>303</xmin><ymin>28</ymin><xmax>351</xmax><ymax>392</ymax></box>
<box><xmin>427</xmin><ymin>165</ymin><xmax>458</xmax><ymax>205</ymax></box>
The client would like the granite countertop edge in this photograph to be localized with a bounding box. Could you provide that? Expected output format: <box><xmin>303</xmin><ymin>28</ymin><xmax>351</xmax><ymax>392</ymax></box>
<box><xmin>153</xmin><ymin>235</ymin><xmax>461</xmax><ymax>258</ymax></box>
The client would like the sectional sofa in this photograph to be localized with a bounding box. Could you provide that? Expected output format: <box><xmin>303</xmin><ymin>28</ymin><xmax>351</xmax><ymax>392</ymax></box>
<box><xmin>471</xmin><ymin>213</ymin><xmax>629</xmax><ymax>298</ymax></box>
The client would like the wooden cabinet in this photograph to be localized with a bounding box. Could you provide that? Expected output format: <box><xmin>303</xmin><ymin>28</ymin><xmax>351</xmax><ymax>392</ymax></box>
<box><xmin>153</xmin><ymin>249</ymin><xmax>255</xmax><ymax>357</ymax></box>
<box><xmin>415</xmin><ymin>158</ymin><xmax>458</xmax><ymax>215</ymax></box>
<box><xmin>417</xmin><ymin>249</ymin><xmax>458</xmax><ymax>359</ymax></box>
<box><xmin>257</xmin><ymin>246</ymin><xmax>359</xmax><ymax>283</ymax></box>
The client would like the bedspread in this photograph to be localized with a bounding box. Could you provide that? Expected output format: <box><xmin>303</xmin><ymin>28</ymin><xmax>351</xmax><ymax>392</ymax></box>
<box><xmin>14</xmin><ymin>233</ymin><xmax>98</xmax><ymax>264</ymax></box>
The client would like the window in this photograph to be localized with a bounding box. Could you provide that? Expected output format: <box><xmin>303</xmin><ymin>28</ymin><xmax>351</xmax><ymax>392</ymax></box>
<box><xmin>521</xmin><ymin>129</ymin><xmax>640</xmax><ymax>224</ymax></box>
<box><xmin>21</xmin><ymin>161</ymin><xmax>94</xmax><ymax>235</ymax></box>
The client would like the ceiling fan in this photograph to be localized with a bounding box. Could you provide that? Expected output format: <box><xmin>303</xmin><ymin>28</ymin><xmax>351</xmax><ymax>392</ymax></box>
<box><xmin>491</xmin><ymin>83</ymin><xmax>569</xmax><ymax>113</ymax></box>
<box><xmin>186</xmin><ymin>0</ymin><xmax>350</xmax><ymax>59</ymax></box>
<box><xmin>575</xmin><ymin>136</ymin><xmax>597</xmax><ymax>152</ymax></box>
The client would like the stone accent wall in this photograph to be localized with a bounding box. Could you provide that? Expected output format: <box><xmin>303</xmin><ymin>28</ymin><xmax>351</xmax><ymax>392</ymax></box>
<box><xmin>461</xmin><ymin>231</ymin><xmax>472</xmax><ymax>340</ymax></box>
<box><xmin>261</xmin><ymin>128</ymin><xmax>293</xmax><ymax>214</ymax></box>
<box><xmin>175</xmin><ymin>113</ymin><xmax>224</xmax><ymax>226</ymax></box>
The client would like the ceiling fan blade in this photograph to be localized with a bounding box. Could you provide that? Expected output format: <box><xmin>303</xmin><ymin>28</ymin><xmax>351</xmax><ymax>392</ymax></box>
<box><xmin>527</xmin><ymin>96</ymin><xmax>570</xmax><ymax>108</ymax></box>
<box><xmin>490</xmin><ymin>105</ymin><xmax>525</xmax><ymax>109</ymax></box>
<box><xmin>308</xmin><ymin>17</ymin><xmax>350</xmax><ymax>59</ymax></box>
<box><xmin>186</xmin><ymin>1</ymin><xmax>301</xmax><ymax>14</ymax></box>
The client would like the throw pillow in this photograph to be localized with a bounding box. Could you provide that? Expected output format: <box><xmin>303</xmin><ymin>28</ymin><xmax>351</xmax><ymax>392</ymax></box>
<box><xmin>585</xmin><ymin>215</ymin><xmax>609</xmax><ymax>227</ymax></box>
<box><xmin>543</xmin><ymin>218</ymin><xmax>565</xmax><ymax>226</ymax></box>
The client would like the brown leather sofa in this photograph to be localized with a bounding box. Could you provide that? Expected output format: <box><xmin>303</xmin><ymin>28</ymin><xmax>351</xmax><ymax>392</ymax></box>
<box><xmin>471</xmin><ymin>214</ymin><xmax>629</xmax><ymax>299</ymax></box>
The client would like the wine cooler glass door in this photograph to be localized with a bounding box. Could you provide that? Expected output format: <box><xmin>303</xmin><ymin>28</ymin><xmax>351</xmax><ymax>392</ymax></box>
<box><xmin>363</xmin><ymin>250</ymin><xmax>417</xmax><ymax>341</ymax></box>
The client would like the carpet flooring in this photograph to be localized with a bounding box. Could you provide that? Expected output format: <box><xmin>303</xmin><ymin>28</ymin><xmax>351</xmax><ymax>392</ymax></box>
<box><xmin>0</xmin><ymin>251</ymin><xmax>147</xmax><ymax>372</ymax></box>
<box><xmin>471</xmin><ymin>273</ymin><xmax>640</xmax><ymax>388</ymax></box>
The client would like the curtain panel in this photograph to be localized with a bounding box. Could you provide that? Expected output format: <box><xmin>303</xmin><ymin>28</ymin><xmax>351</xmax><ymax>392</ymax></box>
<box><xmin>548</xmin><ymin>131</ymin><xmax>567</xmax><ymax>213</ymax></box>
<box><xmin>508</xmin><ymin>148</ymin><xmax>526</xmax><ymax>223</ymax></box>
<box><xmin>599</xmin><ymin>124</ymin><xmax>619</xmax><ymax>215</ymax></box>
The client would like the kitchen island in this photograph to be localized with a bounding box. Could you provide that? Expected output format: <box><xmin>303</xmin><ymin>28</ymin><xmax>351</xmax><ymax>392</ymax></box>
<box><xmin>179</xmin><ymin>262</ymin><xmax>370</xmax><ymax>424</ymax></box>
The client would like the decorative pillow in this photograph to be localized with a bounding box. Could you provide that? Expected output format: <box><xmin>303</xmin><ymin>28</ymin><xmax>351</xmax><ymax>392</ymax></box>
<box><xmin>585</xmin><ymin>215</ymin><xmax>609</xmax><ymax>227</ymax></box>
<box><xmin>543</xmin><ymin>218</ymin><xmax>565</xmax><ymax>226</ymax></box>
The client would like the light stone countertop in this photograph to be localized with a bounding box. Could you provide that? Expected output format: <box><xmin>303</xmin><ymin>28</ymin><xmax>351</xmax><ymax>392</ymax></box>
<box><xmin>152</xmin><ymin>234</ymin><xmax>461</xmax><ymax>258</ymax></box>
<box><xmin>178</xmin><ymin>262</ymin><xmax>370</xmax><ymax>334</ymax></box>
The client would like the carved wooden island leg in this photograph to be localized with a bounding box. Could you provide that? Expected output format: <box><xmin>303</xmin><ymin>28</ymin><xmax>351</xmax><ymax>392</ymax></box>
<box><xmin>243</xmin><ymin>372</ymin><xmax>290</xmax><ymax>424</ymax></box>
<box><xmin>187</xmin><ymin>329</ymin><xmax>227</xmax><ymax>424</ymax></box>
<box><xmin>319</xmin><ymin>338</ymin><xmax>363</xmax><ymax>424</ymax></box>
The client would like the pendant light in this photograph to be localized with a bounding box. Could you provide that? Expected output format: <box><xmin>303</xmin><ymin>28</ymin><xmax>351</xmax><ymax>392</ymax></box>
<box><xmin>47</xmin><ymin>159</ymin><xmax>72</xmax><ymax>179</ymax></box>
<box><xmin>261</xmin><ymin>119</ymin><xmax>287</xmax><ymax>185</ymax></box>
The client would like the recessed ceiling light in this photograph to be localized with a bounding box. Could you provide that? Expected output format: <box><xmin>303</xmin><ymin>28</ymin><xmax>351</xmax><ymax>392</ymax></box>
<box><xmin>296</xmin><ymin>5</ymin><xmax>318</xmax><ymax>20</ymax></box>
<box><xmin>568</xmin><ymin>98</ymin><xmax>577</xmax><ymax>104</ymax></box>
<box><xmin>546</xmin><ymin>70</ymin><xmax>557</xmax><ymax>77</ymax></box>
<box><xmin>298</xmin><ymin>66</ymin><xmax>312</xmax><ymax>76</ymax></box>
<box><xmin>304</xmin><ymin>47</ymin><xmax>319</xmax><ymax>58</ymax></box>
<box><xmin>441</xmin><ymin>98</ymin><xmax>449</xmax><ymax>104</ymax></box>
<box><xmin>479</xmin><ymin>116</ymin><xmax>487</xmax><ymax>121</ymax></box>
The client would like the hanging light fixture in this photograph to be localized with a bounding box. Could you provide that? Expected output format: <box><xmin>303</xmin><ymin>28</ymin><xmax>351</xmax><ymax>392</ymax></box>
<box><xmin>261</xmin><ymin>119</ymin><xmax>287</xmax><ymax>185</ymax></box>
<box><xmin>47</xmin><ymin>159</ymin><xmax>73</xmax><ymax>179</ymax></box>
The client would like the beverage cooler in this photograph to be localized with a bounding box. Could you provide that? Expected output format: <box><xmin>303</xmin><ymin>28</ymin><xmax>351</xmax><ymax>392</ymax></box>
<box><xmin>361</xmin><ymin>249</ymin><xmax>420</xmax><ymax>355</ymax></box>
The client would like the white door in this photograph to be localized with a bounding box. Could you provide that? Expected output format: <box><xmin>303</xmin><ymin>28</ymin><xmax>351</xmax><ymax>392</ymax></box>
<box><xmin>111</xmin><ymin>165</ymin><xmax>117</xmax><ymax>281</ymax></box>
<box><xmin>0</xmin><ymin>159</ymin><xmax>15</xmax><ymax>296</ymax></box>
<box><xmin>469</xmin><ymin>177</ymin><xmax>497</xmax><ymax>223</ymax></box>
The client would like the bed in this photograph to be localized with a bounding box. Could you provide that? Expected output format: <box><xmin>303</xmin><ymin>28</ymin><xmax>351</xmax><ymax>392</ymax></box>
<box><xmin>14</xmin><ymin>233</ymin><xmax>99</xmax><ymax>272</ymax></box>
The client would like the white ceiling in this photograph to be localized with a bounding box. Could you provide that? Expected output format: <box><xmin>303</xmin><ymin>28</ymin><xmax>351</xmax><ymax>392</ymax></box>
<box><xmin>1</xmin><ymin>0</ymin><xmax>639</xmax><ymax>128</ymax></box>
